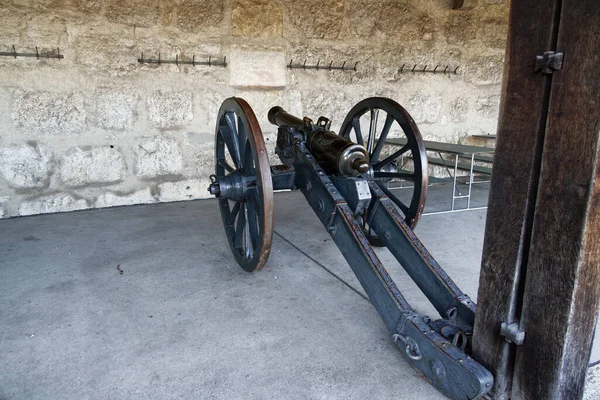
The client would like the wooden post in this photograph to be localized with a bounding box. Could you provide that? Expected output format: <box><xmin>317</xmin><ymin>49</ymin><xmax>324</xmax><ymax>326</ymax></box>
<box><xmin>473</xmin><ymin>1</ymin><xmax>600</xmax><ymax>399</ymax></box>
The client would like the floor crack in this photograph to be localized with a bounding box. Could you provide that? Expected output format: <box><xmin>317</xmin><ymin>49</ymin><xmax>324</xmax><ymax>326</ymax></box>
<box><xmin>273</xmin><ymin>230</ymin><xmax>371</xmax><ymax>303</ymax></box>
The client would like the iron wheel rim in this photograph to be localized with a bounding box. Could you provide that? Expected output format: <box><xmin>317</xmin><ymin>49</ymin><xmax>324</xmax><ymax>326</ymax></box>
<box><xmin>340</xmin><ymin>97</ymin><xmax>428</xmax><ymax>232</ymax></box>
<box><xmin>215</xmin><ymin>97</ymin><xmax>274</xmax><ymax>272</ymax></box>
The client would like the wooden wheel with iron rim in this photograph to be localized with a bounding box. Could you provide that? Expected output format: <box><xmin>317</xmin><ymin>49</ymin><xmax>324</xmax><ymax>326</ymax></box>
<box><xmin>210</xmin><ymin>97</ymin><xmax>274</xmax><ymax>272</ymax></box>
<box><xmin>340</xmin><ymin>97</ymin><xmax>428</xmax><ymax>243</ymax></box>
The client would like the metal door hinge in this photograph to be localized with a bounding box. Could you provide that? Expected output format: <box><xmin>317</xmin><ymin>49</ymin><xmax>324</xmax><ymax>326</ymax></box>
<box><xmin>500</xmin><ymin>321</ymin><xmax>526</xmax><ymax>345</ymax></box>
<box><xmin>535</xmin><ymin>51</ymin><xmax>564</xmax><ymax>74</ymax></box>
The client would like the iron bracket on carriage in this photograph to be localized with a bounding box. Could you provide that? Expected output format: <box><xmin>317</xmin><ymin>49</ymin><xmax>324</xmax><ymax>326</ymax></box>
<box><xmin>208</xmin><ymin>97</ymin><xmax>494</xmax><ymax>400</ymax></box>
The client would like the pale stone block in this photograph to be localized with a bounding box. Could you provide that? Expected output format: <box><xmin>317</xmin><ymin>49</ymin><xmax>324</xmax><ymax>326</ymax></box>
<box><xmin>476</xmin><ymin>95</ymin><xmax>501</xmax><ymax>118</ymax></box>
<box><xmin>232</xmin><ymin>0</ymin><xmax>282</xmax><ymax>37</ymax></box>
<box><xmin>195</xmin><ymin>89</ymin><xmax>222</xmax><ymax>129</ymax></box>
<box><xmin>302</xmin><ymin>89</ymin><xmax>359</xmax><ymax>132</ymax></box>
<box><xmin>95</xmin><ymin>87</ymin><xmax>138</xmax><ymax>130</ymax></box>
<box><xmin>19</xmin><ymin>194</ymin><xmax>88</xmax><ymax>216</ymax></box>
<box><xmin>158</xmin><ymin>179</ymin><xmax>205</xmax><ymax>202</ymax></box>
<box><xmin>450</xmin><ymin>97</ymin><xmax>469</xmax><ymax>123</ymax></box>
<box><xmin>0</xmin><ymin>196</ymin><xmax>7</xmax><ymax>219</ymax></box>
<box><xmin>59</xmin><ymin>147</ymin><xmax>126</xmax><ymax>188</ymax></box>
<box><xmin>229</xmin><ymin>49</ymin><xmax>286</xmax><ymax>88</ymax></box>
<box><xmin>12</xmin><ymin>91</ymin><xmax>86</xmax><ymax>134</ymax></box>
<box><xmin>147</xmin><ymin>91</ymin><xmax>193</xmax><ymax>129</ymax></box>
<box><xmin>95</xmin><ymin>188</ymin><xmax>156</xmax><ymax>208</ymax></box>
<box><xmin>408</xmin><ymin>94</ymin><xmax>443</xmax><ymax>124</ymax></box>
<box><xmin>285</xmin><ymin>89</ymin><xmax>303</xmax><ymax>118</ymax></box>
<box><xmin>235</xmin><ymin>90</ymin><xmax>283</xmax><ymax>131</ymax></box>
<box><xmin>0</xmin><ymin>144</ymin><xmax>51</xmax><ymax>189</ymax></box>
<box><xmin>135</xmin><ymin>136</ymin><xmax>183</xmax><ymax>177</ymax></box>
<box><xmin>74</xmin><ymin>36</ymin><xmax>138</xmax><ymax>76</ymax></box>
<box><xmin>465</xmin><ymin>55</ymin><xmax>505</xmax><ymax>86</ymax></box>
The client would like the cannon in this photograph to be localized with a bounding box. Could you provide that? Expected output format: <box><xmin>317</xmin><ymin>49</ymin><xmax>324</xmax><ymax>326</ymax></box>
<box><xmin>208</xmin><ymin>97</ymin><xmax>493</xmax><ymax>399</ymax></box>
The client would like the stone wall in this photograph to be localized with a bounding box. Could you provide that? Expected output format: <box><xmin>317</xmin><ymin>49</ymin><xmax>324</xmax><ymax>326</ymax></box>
<box><xmin>0</xmin><ymin>0</ymin><xmax>508</xmax><ymax>218</ymax></box>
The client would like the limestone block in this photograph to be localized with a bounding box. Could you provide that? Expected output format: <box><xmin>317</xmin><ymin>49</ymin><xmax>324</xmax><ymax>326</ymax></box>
<box><xmin>195</xmin><ymin>89</ymin><xmax>223</xmax><ymax>130</ymax></box>
<box><xmin>184</xmin><ymin>131</ymin><xmax>213</xmax><ymax>147</ymax></box>
<box><xmin>302</xmin><ymin>89</ymin><xmax>359</xmax><ymax>133</ymax></box>
<box><xmin>229</xmin><ymin>49</ymin><xmax>286</xmax><ymax>88</ymax></box>
<box><xmin>71</xmin><ymin>0</ymin><xmax>102</xmax><ymax>13</ymax></box>
<box><xmin>408</xmin><ymin>94</ymin><xmax>442</xmax><ymax>124</ymax></box>
<box><xmin>0</xmin><ymin>196</ymin><xmax>6</xmax><ymax>219</ymax></box>
<box><xmin>147</xmin><ymin>91</ymin><xmax>193</xmax><ymax>129</ymax></box>
<box><xmin>445</xmin><ymin>11</ymin><xmax>478</xmax><ymax>46</ymax></box>
<box><xmin>465</xmin><ymin>55</ymin><xmax>505</xmax><ymax>86</ymax></box>
<box><xmin>374</xmin><ymin>1</ymin><xmax>432</xmax><ymax>42</ymax></box>
<box><xmin>95</xmin><ymin>87</ymin><xmax>138</xmax><ymax>130</ymax></box>
<box><xmin>60</xmin><ymin>147</ymin><xmax>126</xmax><ymax>188</ymax></box>
<box><xmin>232</xmin><ymin>0</ymin><xmax>282</xmax><ymax>37</ymax></box>
<box><xmin>12</xmin><ymin>91</ymin><xmax>86</xmax><ymax>134</ymax></box>
<box><xmin>135</xmin><ymin>136</ymin><xmax>184</xmax><ymax>178</ymax></box>
<box><xmin>158</xmin><ymin>179</ymin><xmax>205</xmax><ymax>201</ymax></box>
<box><xmin>19</xmin><ymin>194</ymin><xmax>88</xmax><ymax>216</ymax></box>
<box><xmin>450</xmin><ymin>97</ymin><xmax>468</xmax><ymax>123</ymax></box>
<box><xmin>176</xmin><ymin>0</ymin><xmax>224</xmax><ymax>32</ymax></box>
<box><xmin>478</xmin><ymin>12</ymin><xmax>509</xmax><ymax>49</ymax></box>
<box><xmin>285</xmin><ymin>90</ymin><xmax>303</xmax><ymax>118</ymax></box>
<box><xmin>476</xmin><ymin>95</ymin><xmax>501</xmax><ymax>118</ymax></box>
<box><xmin>287</xmin><ymin>0</ymin><xmax>344</xmax><ymax>39</ymax></box>
<box><xmin>0</xmin><ymin>144</ymin><xmax>51</xmax><ymax>189</ymax></box>
<box><xmin>105</xmin><ymin>0</ymin><xmax>161</xmax><ymax>27</ymax></box>
<box><xmin>344</xmin><ymin>0</ymin><xmax>381</xmax><ymax>37</ymax></box>
<box><xmin>74</xmin><ymin>36</ymin><xmax>138</xmax><ymax>76</ymax></box>
<box><xmin>95</xmin><ymin>188</ymin><xmax>156</xmax><ymax>208</ymax></box>
<box><xmin>235</xmin><ymin>90</ymin><xmax>283</xmax><ymax>131</ymax></box>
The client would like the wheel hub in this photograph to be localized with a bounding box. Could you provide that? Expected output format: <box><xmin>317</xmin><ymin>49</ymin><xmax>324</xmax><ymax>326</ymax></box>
<box><xmin>208</xmin><ymin>172</ymin><xmax>254</xmax><ymax>202</ymax></box>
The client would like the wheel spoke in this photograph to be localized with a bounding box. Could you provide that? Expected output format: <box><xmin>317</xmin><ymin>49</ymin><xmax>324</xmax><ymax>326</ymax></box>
<box><xmin>376</xmin><ymin>181</ymin><xmax>409</xmax><ymax>214</ymax></box>
<box><xmin>374</xmin><ymin>171</ymin><xmax>415</xmax><ymax>180</ymax></box>
<box><xmin>352</xmin><ymin>117</ymin><xmax>363</xmax><ymax>145</ymax></box>
<box><xmin>237</xmin><ymin>115</ymin><xmax>248</xmax><ymax>166</ymax></box>
<box><xmin>218</xmin><ymin>159</ymin><xmax>235</xmax><ymax>173</ymax></box>
<box><xmin>226</xmin><ymin>201</ymin><xmax>242</xmax><ymax>227</ymax></box>
<box><xmin>243</xmin><ymin>143</ymin><xmax>255</xmax><ymax>177</ymax></box>
<box><xmin>367</xmin><ymin>109</ymin><xmax>379</xmax><ymax>155</ymax></box>
<box><xmin>234</xmin><ymin>202</ymin><xmax>246</xmax><ymax>249</ymax></box>
<box><xmin>247</xmin><ymin>187</ymin><xmax>262</xmax><ymax>216</ymax></box>
<box><xmin>371</xmin><ymin>114</ymin><xmax>394</xmax><ymax>163</ymax></box>
<box><xmin>222</xmin><ymin>112</ymin><xmax>242</xmax><ymax>168</ymax></box>
<box><xmin>375</xmin><ymin>143</ymin><xmax>411</xmax><ymax>170</ymax></box>
<box><xmin>246</xmin><ymin>199</ymin><xmax>260</xmax><ymax>250</ymax></box>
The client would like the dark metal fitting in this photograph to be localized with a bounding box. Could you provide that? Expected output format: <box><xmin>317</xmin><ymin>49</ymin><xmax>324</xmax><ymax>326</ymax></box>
<box><xmin>303</xmin><ymin>116</ymin><xmax>315</xmax><ymax>131</ymax></box>
<box><xmin>208</xmin><ymin>182</ymin><xmax>220</xmax><ymax>196</ymax></box>
<box><xmin>446</xmin><ymin>306</ymin><xmax>458</xmax><ymax>319</ymax></box>
<box><xmin>352</xmin><ymin>158</ymin><xmax>370</xmax><ymax>174</ymax></box>
<box><xmin>500</xmin><ymin>321</ymin><xmax>525</xmax><ymax>345</ymax></box>
<box><xmin>208</xmin><ymin>175</ymin><xmax>220</xmax><ymax>196</ymax></box>
<box><xmin>393</xmin><ymin>333</ymin><xmax>423</xmax><ymax>361</ymax></box>
<box><xmin>535</xmin><ymin>51</ymin><xmax>564</xmax><ymax>74</ymax></box>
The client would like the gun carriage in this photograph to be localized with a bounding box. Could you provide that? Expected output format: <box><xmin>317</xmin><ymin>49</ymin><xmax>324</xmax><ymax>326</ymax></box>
<box><xmin>208</xmin><ymin>97</ymin><xmax>493</xmax><ymax>399</ymax></box>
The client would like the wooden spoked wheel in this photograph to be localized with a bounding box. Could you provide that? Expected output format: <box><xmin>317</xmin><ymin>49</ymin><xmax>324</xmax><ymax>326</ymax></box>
<box><xmin>213</xmin><ymin>97</ymin><xmax>273</xmax><ymax>272</ymax></box>
<box><xmin>340</xmin><ymin>97</ymin><xmax>428</xmax><ymax>241</ymax></box>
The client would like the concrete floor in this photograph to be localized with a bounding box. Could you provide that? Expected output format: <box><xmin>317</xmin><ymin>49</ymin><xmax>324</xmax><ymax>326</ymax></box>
<box><xmin>0</xmin><ymin>182</ymin><xmax>598</xmax><ymax>399</ymax></box>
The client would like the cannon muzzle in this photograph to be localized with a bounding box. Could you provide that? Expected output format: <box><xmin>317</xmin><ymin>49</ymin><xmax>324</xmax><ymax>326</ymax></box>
<box><xmin>268</xmin><ymin>106</ymin><xmax>305</xmax><ymax>130</ymax></box>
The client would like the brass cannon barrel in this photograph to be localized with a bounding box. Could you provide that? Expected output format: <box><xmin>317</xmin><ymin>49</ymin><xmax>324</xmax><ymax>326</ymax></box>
<box><xmin>268</xmin><ymin>106</ymin><xmax>369</xmax><ymax>176</ymax></box>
